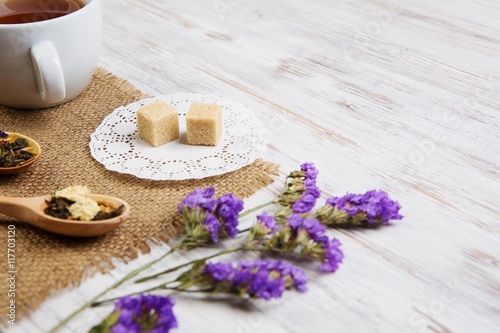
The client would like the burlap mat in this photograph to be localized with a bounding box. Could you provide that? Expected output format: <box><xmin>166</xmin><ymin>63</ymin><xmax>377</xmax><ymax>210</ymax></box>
<box><xmin>0</xmin><ymin>68</ymin><xmax>279</xmax><ymax>324</ymax></box>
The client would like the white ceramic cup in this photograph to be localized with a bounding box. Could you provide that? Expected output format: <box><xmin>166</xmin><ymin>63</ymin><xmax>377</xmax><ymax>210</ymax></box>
<box><xmin>0</xmin><ymin>0</ymin><xmax>102</xmax><ymax>109</ymax></box>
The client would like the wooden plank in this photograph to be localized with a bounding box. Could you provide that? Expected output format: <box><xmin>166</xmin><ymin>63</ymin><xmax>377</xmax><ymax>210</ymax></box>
<box><xmin>7</xmin><ymin>0</ymin><xmax>500</xmax><ymax>332</ymax></box>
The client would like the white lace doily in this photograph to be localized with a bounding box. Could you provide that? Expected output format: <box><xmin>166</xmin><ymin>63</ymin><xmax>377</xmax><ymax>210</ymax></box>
<box><xmin>89</xmin><ymin>94</ymin><xmax>269</xmax><ymax>180</ymax></box>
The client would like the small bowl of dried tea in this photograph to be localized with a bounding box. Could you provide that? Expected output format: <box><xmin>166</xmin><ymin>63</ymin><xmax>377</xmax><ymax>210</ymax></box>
<box><xmin>0</xmin><ymin>131</ymin><xmax>41</xmax><ymax>175</ymax></box>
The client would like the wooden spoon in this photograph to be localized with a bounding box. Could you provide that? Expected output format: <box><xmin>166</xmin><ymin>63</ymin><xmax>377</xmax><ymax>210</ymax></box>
<box><xmin>0</xmin><ymin>194</ymin><xmax>130</xmax><ymax>237</ymax></box>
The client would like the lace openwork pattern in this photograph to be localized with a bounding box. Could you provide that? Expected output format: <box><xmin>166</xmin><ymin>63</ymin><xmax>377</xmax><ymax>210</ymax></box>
<box><xmin>90</xmin><ymin>94</ymin><xmax>268</xmax><ymax>180</ymax></box>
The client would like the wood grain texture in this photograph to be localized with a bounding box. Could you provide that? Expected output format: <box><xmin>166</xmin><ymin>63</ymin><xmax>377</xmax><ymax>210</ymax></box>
<box><xmin>7</xmin><ymin>0</ymin><xmax>499</xmax><ymax>332</ymax></box>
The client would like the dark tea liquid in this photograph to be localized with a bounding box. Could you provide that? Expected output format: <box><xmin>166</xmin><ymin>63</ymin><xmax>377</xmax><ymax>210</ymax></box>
<box><xmin>0</xmin><ymin>0</ymin><xmax>85</xmax><ymax>24</ymax></box>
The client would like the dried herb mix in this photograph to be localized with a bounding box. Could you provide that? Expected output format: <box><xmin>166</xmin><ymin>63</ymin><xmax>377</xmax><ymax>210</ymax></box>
<box><xmin>44</xmin><ymin>197</ymin><xmax>124</xmax><ymax>221</ymax></box>
<box><xmin>44</xmin><ymin>186</ymin><xmax>124</xmax><ymax>221</ymax></box>
<box><xmin>0</xmin><ymin>131</ymin><xmax>36</xmax><ymax>167</ymax></box>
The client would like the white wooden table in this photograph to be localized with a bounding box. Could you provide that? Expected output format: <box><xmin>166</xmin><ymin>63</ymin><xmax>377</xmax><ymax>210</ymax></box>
<box><xmin>8</xmin><ymin>0</ymin><xmax>500</xmax><ymax>332</ymax></box>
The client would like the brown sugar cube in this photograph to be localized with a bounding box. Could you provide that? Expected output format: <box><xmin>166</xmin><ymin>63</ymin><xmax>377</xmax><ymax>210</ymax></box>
<box><xmin>136</xmin><ymin>101</ymin><xmax>179</xmax><ymax>147</ymax></box>
<box><xmin>186</xmin><ymin>103</ymin><xmax>223</xmax><ymax>146</ymax></box>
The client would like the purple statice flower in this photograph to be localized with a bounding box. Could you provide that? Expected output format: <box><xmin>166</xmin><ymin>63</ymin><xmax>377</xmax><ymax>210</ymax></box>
<box><xmin>259</xmin><ymin>259</ymin><xmax>308</xmax><ymax>292</ymax></box>
<box><xmin>321</xmin><ymin>189</ymin><xmax>403</xmax><ymax>226</ymax></box>
<box><xmin>291</xmin><ymin>191</ymin><xmax>320</xmax><ymax>213</ymax></box>
<box><xmin>247</xmin><ymin>211</ymin><xmax>280</xmax><ymax>242</ymax></box>
<box><xmin>277</xmin><ymin>162</ymin><xmax>321</xmax><ymax>213</ymax></box>
<box><xmin>202</xmin><ymin>262</ymin><xmax>234</xmax><ymax>281</ymax></box>
<box><xmin>320</xmin><ymin>238</ymin><xmax>344</xmax><ymax>272</ymax></box>
<box><xmin>200</xmin><ymin>259</ymin><xmax>308</xmax><ymax>300</ymax></box>
<box><xmin>235</xmin><ymin>260</ymin><xmax>308</xmax><ymax>299</ymax></box>
<box><xmin>289</xmin><ymin>264</ymin><xmax>308</xmax><ymax>292</ymax></box>
<box><xmin>287</xmin><ymin>213</ymin><xmax>303</xmax><ymax>230</ymax></box>
<box><xmin>178</xmin><ymin>188</ymin><xmax>243</xmax><ymax>247</ymax></box>
<box><xmin>204</xmin><ymin>213</ymin><xmax>221</xmax><ymax>243</ymax></box>
<box><xmin>108</xmin><ymin>295</ymin><xmax>177</xmax><ymax>333</ymax></box>
<box><xmin>288</xmin><ymin>214</ymin><xmax>326</xmax><ymax>242</ymax></box>
<box><xmin>300</xmin><ymin>162</ymin><xmax>319</xmax><ymax>180</ymax></box>
<box><xmin>177</xmin><ymin>187</ymin><xmax>216</xmax><ymax>213</ymax></box>
<box><xmin>302</xmin><ymin>217</ymin><xmax>328</xmax><ymax>243</ymax></box>
<box><xmin>0</xmin><ymin>130</ymin><xmax>8</xmax><ymax>138</ymax></box>
<box><xmin>111</xmin><ymin>307</ymin><xmax>140</xmax><ymax>333</ymax></box>
<box><xmin>290</xmin><ymin>164</ymin><xmax>321</xmax><ymax>214</ymax></box>
<box><xmin>246</xmin><ymin>265</ymin><xmax>285</xmax><ymax>300</ymax></box>
<box><xmin>304</xmin><ymin>178</ymin><xmax>321</xmax><ymax>197</ymax></box>
<box><xmin>256</xmin><ymin>211</ymin><xmax>278</xmax><ymax>232</ymax></box>
<box><xmin>216</xmin><ymin>193</ymin><xmax>244</xmax><ymax>238</ymax></box>
<box><xmin>266</xmin><ymin>214</ymin><xmax>344</xmax><ymax>273</ymax></box>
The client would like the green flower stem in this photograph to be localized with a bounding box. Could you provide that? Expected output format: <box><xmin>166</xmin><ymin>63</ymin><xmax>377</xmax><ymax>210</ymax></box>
<box><xmin>238</xmin><ymin>199</ymin><xmax>276</xmax><ymax>219</ymax></box>
<box><xmin>48</xmin><ymin>247</ymin><xmax>177</xmax><ymax>333</ymax></box>
<box><xmin>94</xmin><ymin>246</ymin><xmax>293</xmax><ymax>308</ymax></box>
<box><xmin>135</xmin><ymin>246</ymin><xmax>245</xmax><ymax>284</ymax></box>
<box><xmin>238</xmin><ymin>227</ymin><xmax>251</xmax><ymax>234</ymax></box>
<box><xmin>237</xmin><ymin>199</ymin><xmax>278</xmax><ymax>234</ymax></box>
<box><xmin>93</xmin><ymin>284</ymin><xmax>216</xmax><ymax>308</ymax></box>
<box><xmin>163</xmin><ymin>286</ymin><xmax>215</xmax><ymax>293</ymax></box>
<box><xmin>91</xmin><ymin>283</ymin><xmax>169</xmax><ymax>307</ymax></box>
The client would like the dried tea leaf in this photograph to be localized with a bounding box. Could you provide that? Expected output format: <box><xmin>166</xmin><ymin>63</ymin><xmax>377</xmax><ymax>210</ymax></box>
<box><xmin>94</xmin><ymin>204</ymin><xmax>124</xmax><ymax>220</ymax></box>
<box><xmin>0</xmin><ymin>134</ymin><xmax>36</xmax><ymax>167</ymax></box>
<box><xmin>44</xmin><ymin>197</ymin><xmax>74</xmax><ymax>220</ymax></box>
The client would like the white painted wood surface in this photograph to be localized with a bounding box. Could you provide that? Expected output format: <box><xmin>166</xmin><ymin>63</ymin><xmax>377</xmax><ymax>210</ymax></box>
<box><xmin>7</xmin><ymin>0</ymin><xmax>500</xmax><ymax>332</ymax></box>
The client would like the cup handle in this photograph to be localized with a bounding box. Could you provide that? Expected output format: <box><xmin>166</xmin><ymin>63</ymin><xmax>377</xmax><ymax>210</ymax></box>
<box><xmin>30</xmin><ymin>41</ymin><xmax>66</xmax><ymax>104</ymax></box>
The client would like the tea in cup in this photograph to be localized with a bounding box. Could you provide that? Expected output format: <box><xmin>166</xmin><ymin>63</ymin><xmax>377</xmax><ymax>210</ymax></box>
<box><xmin>0</xmin><ymin>0</ymin><xmax>102</xmax><ymax>109</ymax></box>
